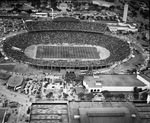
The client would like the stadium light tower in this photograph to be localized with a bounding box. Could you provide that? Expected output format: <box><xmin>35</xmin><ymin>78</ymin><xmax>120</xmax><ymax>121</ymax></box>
<box><xmin>123</xmin><ymin>3</ymin><xmax>128</xmax><ymax>22</ymax></box>
<box><xmin>50</xmin><ymin>8</ymin><xmax>54</xmax><ymax>20</ymax></box>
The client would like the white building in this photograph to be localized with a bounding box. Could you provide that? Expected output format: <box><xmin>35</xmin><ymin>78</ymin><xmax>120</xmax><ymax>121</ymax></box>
<box><xmin>107</xmin><ymin>22</ymin><xmax>138</xmax><ymax>32</ymax></box>
<box><xmin>30</xmin><ymin>13</ymin><xmax>48</xmax><ymax>18</ymax></box>
<box><xmin>83</xmin><ymin>77</ymin><xmax>102</xmax><ymax>93</ymax></box>
<box><xmin>83</xmin><ymin>75</ymin><xmax>147</xmax><ymax>93</ymax></box>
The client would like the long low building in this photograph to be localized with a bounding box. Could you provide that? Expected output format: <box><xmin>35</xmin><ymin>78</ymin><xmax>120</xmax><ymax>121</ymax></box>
<box><xmin>30</xmin><ymin>101</ymin><xmax>69</xmax><ymax>123</ymax></box>
<box><xmin>79</xmin><ymin>107</ymin><xmax>134</xmax><ymax>123</ymax></box>
<box><xmin>83</xmin><ymin>75</ymin><xmax>147</xmax><ymax>92</ymax></box>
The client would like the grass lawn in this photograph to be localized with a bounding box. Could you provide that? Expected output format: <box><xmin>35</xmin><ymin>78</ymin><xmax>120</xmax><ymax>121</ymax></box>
<box><xmin>0</xmin><ymin>64</ymin><xmax>15</xmax><ymax>72</ymax></box>
<box><xmin>36</xmin><ymin>45</ymin><xmax>100</xmax><ymax>59</ymax></box>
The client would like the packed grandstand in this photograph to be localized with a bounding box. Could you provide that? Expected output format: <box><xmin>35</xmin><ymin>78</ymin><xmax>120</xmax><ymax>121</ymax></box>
<box><xmin>2</xmin><ymin>17</ymin><xmax>131</xmax><ymax>70</ymax></box>
<box><xmin>25</xmin><ymin>19</ymin><xmax>107</xmax><ymax>32</ymax></box>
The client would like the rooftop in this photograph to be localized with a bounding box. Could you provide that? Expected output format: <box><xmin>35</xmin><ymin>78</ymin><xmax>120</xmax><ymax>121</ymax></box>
<box><xmin>79</xmin><ymin>107</ymin><xmax>133</xmax><ymax>123</ymax></box>
<box><xmin>84</xmin><ymin>75</ymin><xmax>146</xmax><ymax>87</ymax></box>
<box><xmin>69</xmin><ymin>102</ymin><xmax>140</xmax><ymax>123</ymax></box>
<box><xmin>7</xmin><ymin>75</ymin><xmax>23</xmax><ymax>87</ymax></box>
<box><xmin>139</xmin><ymin>74</ymin><xmax>150</xmax><ymax>83</ymax></box>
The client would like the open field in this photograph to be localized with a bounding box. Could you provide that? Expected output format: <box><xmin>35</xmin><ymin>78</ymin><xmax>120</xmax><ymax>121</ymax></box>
<box><xmin>0</xmin><ymin>64</ymin><xmax>15</xmax><ymax>72</ymax></box>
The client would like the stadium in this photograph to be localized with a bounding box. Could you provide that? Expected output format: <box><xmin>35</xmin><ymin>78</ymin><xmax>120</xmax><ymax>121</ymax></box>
<box><xmin>2</xmin><ymin>17</ymin><xmax>131</xmax><ymax>71</ymax></box>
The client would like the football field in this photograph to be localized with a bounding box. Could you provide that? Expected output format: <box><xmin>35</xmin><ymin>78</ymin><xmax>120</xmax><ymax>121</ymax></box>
<box><xmin>36</xmin><ymin>45</ymin><xmax>100</xmax><ymax>60</ymax></box>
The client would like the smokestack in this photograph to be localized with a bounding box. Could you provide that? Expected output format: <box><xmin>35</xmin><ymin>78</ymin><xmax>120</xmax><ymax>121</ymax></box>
<box><xmin>123</xmin><ymin>4</ymin><xmax>128</xmax><ymax>22</ymax></box>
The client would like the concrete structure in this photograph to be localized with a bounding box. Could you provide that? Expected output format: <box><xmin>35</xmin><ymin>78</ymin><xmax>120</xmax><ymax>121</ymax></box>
<box><xmin>137</xmin><ymin>74</ymin><xmax>150</xmax><ymax>89</ymax></box>
<box><xmin>107</xmin><ymin>23</ymin><xmax>138</xmax><ymax>32</ymax></box>
<box><xmin>79</xmin><ymin>107</ymin><xmax>136</xmax><ymax>123</ymax></box>
<box><xmin>83</xmin><ymin>75</ymin><xmax>147</xmax><ymax>92</ymax></box>
<box><xmin>30</xmin><ymin>102</ymin><xmax>68</xmax><ymax>123</ymax></box>
<box><xmin>7</xmin><ymin>75</ymin><xmax>23</xmax><ymax>89</ymax></box>
<box><xmin>123</xmin><ymin>4</ymin><xmax>128</xmax><ymax>22</ymax></box>
<box><xmin>107</xmin><ymin>22</ymin><xmax>138</xmax><ymax>32</ymax></box>
<box><xmin>92</xmin><ymin>0</ymin><xmax>114</xmax><ymax>7</ymax></box>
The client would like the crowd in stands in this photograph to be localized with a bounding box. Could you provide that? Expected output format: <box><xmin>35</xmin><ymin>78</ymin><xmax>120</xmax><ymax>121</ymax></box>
<box><xmin>0</xmin><ymin>18</ymin><xmax>26</xmax><ymax>37</ymax></box>
<box><xmin>2</xmin><ymin>30</ymin><xmax>130</xmax><ymax>69</ymax></box>
<box><xmin>25</xmin><ymin>20</ymin><xmax>107</xmax><ymax>33</ymax></box>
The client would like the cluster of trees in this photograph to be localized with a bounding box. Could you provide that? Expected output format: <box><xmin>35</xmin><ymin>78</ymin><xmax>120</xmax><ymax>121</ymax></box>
<box><xmin>133</xmin><ymin>87</ymin><xmax>149</xmax><ymax>101</ymax></box>
<box><xmin>78</xmin><ymin>92</ymin><xmax>94</xmax><ymax>101</ymax></box>
<box><xmin>64</xmin><ymin>71</ymin><xmax>76</xmax><ymax>83</ymax></box>
<box><xmin>64</xmin><ymin>72</ymin><xmax>84</xmax><ymax>85</ymax></box>
<box><xmin>102</xmin><ymin>91</ymin><xmax>125</xmax><ymax>101</ymax></box>
<box><xmin>46</xmin><ymin>92</ymin><xmax>53</xmax><ymax>99</ymax></box>
<box><xmin>133</xmin><ymin>86</ymin><xmax>148</xmax><ymax>100</ymax></box>
<box><xmin>140</xmin><ymin>91</ymin><xmax>148</xmax><ymax>101</ymax></box>
<box><xmin>133</xmin><ymin>87</ymin><xmax>141</xmax><ymax>100</ymax></box>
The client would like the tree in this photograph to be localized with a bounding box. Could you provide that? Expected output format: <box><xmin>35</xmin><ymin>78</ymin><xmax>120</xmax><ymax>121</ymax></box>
<box><xmin>78</xmin><ymin>92</ymin><xmax>84</xmax><ymax>100</ymax></box>
<box><xmin>134</xmin><ymin>87</ymin><xmax>139</xmax><ymax>93</ymax></box>
<box><xmin>133</xmin><ymin>93</ymin><xmax>139</xmax><ymax>100</ymax></box>
<box><xmin>109</xmin><ymin>5</ymin><xmax>115</xmax><ymax>11</ymax></box>
<box><xmin>105</xmin><ymin>0</ymin><xmax>115</xmax><ymax>2</ymax></box>
<box><xmin>46</xmin><ymin>92</ymin><xmax>53</xmax><ymax>98</ymax></box>
<box><xmin>26</xmin><ymin>9</ymin><xmax>32</xmax><ymax>14</ymax></box>
<box><xmin>118</xmin><ymin>93</ymin><xmax>125</xmax><ymax>100</ymax></box>
<box><xmin>27</xmin><ymin>107</ymin><xmax>30</xmax><ymax>114</ymax></box>
<box><xmin>133</xmin><ymin>87</ymin><xmax>139</xmax><ymax>99</ymax></box>
<box><xmin>63</xmin><ymin>93</ymin><xmax>68</xmax><ymax>99</ymax></box>
<box><xmin>102</xmin><ymin>90</ymin><xmax>110</xmax><ymax>95</ymax></box>
<box><xmin>141</xmin><ymin>92</ymin><xmax>148</xmax><ymax>100</ymax></box>
<box><xmin>16</xmin><ymin>4</ymin><xmax>23</xmax><ymax>9</ymax></box>
<box><xmin>36</xmin><ymin>94</ymin><xmax>41</xmax><ymax>99</ymax></box>
<box><xmin>103</xmin><ymin>93</ymin><xmax>112</xmax><ymax>101</ymax></box>
<box><xmin>85</xmin><ymin>93</ymin><xmax>94</xmax><ymax>101</ymax></box>
<box><xmin>136</xmin><ymin>36</ymin><xmax>140</xmax><ymax>40</ymax></box>
<box><xmin>116</xmin><ymin>5</ymin><xmax>121</xmax><ymax>10</ymax></box>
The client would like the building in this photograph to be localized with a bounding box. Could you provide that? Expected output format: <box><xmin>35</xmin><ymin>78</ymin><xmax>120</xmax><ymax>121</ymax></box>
<box><xmin>107</xmin><ymin>22</ymin><xmax>138</xmax><ymax>33</ymax></box>
<box><xmin>83</xmin><ymin>75</ymin><xmax>147</xmax><ymax>93</ymax></box>
<box><xmin>30</xmin><ymin>101</ymin><xmax>69</xmax><ymax>123</ymax></box>
<box><xmin>70</xmin><ymin>102</ymin><xmax>141</xmax><ymax>123</ymax></box>
<box><xmin>137</xmin><ymin>74</ymin><xmax>150</xmax><ymax>89</ymax></box>
<box><xmin>78</xmin><ymin>107</ymin><xmax>136</xmax><ymax>123</ymax></box>
<box><xmin>30</xmin><ymin>12</ymin><xmax>48</xmax><ymax>18</ymax></box>
<box><xmin>92</xmin><ymin>0</ymin><xmax>114</xmax><ymax>8</ymax></box>
<box><xmin>6</xmin><ymin>75</ymin><xmax>23</xmax><ymax>90</ymax></box>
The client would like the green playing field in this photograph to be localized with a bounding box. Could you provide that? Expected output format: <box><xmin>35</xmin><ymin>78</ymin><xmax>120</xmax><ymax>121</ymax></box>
<box><xmin>36</xmin><ymin>45</ymin><xmax>100</xmax><ymax>59</ymax></box>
